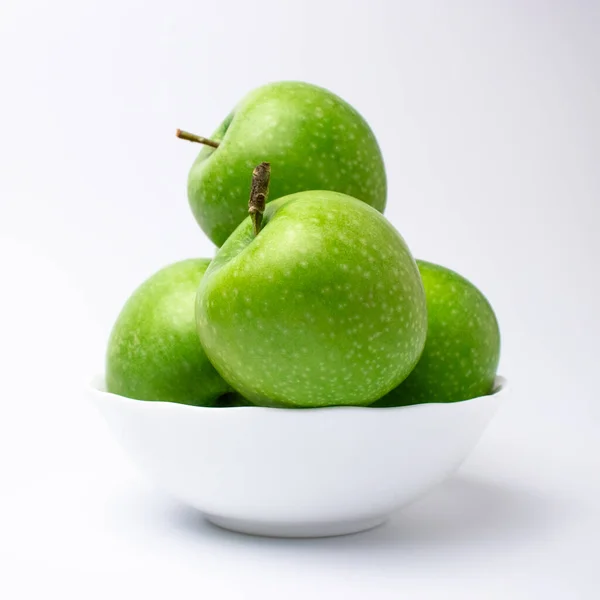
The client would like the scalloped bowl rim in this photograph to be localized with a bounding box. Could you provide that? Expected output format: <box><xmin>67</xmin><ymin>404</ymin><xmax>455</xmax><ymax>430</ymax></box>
<box><xmin>90</xmin><ymin>374</ymin><xmax>507</xmax><ymax>412</ymax></box>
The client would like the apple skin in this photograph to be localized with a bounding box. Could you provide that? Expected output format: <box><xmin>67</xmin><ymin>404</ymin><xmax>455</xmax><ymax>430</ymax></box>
<box><xmin>372</xmin><ymin>260</ymin><xmax>501</xmax><ymax>407</ymax></box>
<box><xmin>196</xmin><ymin>191</ymin><xmax>427</xmax><ymax>408</ymax></box>
<box><xmin>186</xmin><ymin>81</ymin><xmax>387</xmax><ymax>247</ymax></box>
<box><xmin>106</xmin><ymin>259</ymin><xmax>230</xmax><ymax>406</ymax></box>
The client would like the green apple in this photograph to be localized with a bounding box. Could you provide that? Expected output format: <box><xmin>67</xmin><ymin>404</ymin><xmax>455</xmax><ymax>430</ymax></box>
<box><xmin>196</xmin><ymin>191</ymin><xmax>427</xmax><ymax>408</ymax></box>
<box><xmin>106</xmin><ymin>259</ymin><xmax>230</xmax><ymax>405</ymax></box>
<box><xmin>178</xmin><ymin>81</ymin><xmax>387</xmax><ymax>247</ymax></box>
<box><xmin>373</xmin><ymin>260</ymin><xmax>501</xmax><ymax>407</ymax></box>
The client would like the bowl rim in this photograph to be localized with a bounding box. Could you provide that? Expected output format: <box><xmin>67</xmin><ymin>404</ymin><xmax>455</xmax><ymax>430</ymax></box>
<box><xmin>89</xmin><ymin>374</ymin><xmax>507</xmax><ymax>413</ymax></box>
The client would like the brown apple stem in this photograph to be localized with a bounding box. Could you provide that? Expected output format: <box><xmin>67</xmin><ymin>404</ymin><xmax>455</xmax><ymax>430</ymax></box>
<box><xmin>248</xmin><ymin>162</ymin><xmax>271</xmax><ymax>236</ymax></box>
<box><xmin>175</xmin><ymin>129</ymin><xmax>220</xmax><ymax>148</ymax></box>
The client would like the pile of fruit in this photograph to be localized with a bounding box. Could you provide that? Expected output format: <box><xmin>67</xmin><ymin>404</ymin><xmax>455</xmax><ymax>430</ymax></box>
<box><xmin>106</xmin><ymin>81</ymin><xmax>500</xmax><ymax>409</ymax></box>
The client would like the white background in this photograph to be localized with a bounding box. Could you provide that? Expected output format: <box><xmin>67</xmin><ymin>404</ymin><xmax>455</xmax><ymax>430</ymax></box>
<box><xmin>1</xmin><ymin>1</ymin><xmax>599</xmax><ymax>598</ymax></box>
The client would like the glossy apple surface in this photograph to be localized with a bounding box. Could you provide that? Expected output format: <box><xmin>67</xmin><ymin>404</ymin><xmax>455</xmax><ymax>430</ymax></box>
<box><xmin>196</xmin><ymin>191</ymin><xmax>427</xmax><ymax>408</ymax></box>
<box><xmin>373</xmin><ymin>260</ymin><xmax>500</xmax><ymax>406</ymax></box>
<box><xmin>106</xmin><ymin>259</ymin><xmax>230</xmax><ymax>405</ymax></box>
<box><xmin>185</xmin><ymin>81</ymin><xmax>387</xmax><ymax>246</ymax></box>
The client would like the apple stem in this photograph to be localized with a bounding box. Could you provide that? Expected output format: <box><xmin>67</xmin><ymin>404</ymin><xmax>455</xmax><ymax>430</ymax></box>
<box><xmin>175</xmin><ymin>129</ymin><xmax>220</xmax><ymax>148</ymax></box>
<box><xmin>248</xmin><ymin>162</ymin><xmax>271</xmax><ymax>236</ymax></box>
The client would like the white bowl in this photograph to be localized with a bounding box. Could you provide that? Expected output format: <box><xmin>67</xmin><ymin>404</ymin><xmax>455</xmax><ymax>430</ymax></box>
<box><xmin>90</xmin><ymin>376</ymin><xmax>506</xmax><ymax>538</ymax></box>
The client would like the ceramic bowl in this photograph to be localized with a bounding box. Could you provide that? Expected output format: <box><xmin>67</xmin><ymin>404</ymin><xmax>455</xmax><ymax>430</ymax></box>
<box><xmin>90</xmin><ymin>376</ymin><xmax>506</xmax><ymax>538</ymax></box>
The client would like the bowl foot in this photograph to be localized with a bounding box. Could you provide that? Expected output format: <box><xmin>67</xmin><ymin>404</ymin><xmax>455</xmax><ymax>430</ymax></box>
<box><xmin>203</xmin><ymin>514</ymin><xmax>388</xmax><ymax>538</ymax></box>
